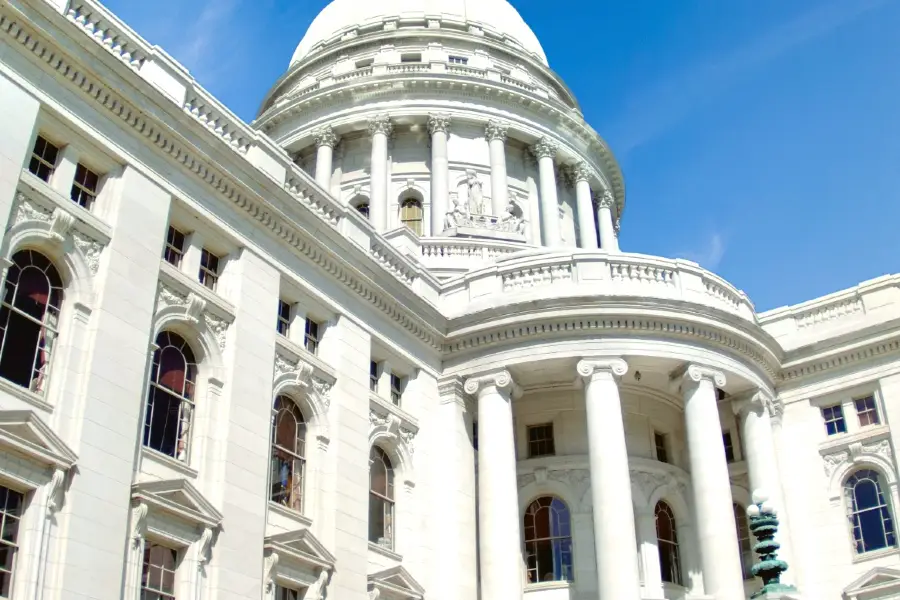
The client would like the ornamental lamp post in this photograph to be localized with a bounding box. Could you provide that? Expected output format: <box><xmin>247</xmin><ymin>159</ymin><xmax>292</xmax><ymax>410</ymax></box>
<box><xmin>747</xmin><ymin>490</ymin><xmax>799</xmax><ymax>599</ymax></box>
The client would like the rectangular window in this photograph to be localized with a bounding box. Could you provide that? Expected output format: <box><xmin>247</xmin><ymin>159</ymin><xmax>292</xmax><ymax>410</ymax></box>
<box><xmin>390</xmin><ymin>372</ymin><xmax>403</xmax><ymax>405</ymax></box>
<box><xmin>822</xmin><ymin>404</ymin><xmax>847</xmax><ymax>435</ymax></box>
<box><xmin>370</xmin><ymin>361</ymin><xmax>379</xmax><ymax>392</ymax></box>
<box><xmin>199</xmin><ymin>248</ymin><xmax>220</xmax><ymax>291</ymax></box>
<box><xmin>277</xmin><ymin>301</ymin><xmax>292</xmax><ymax>336</ymax></box>
<box><xmin>141</xmin><ymin>541</ymin><xmax>177</xmax><ymax>600</ymax></box>
<box><xmin>304</xmin><ymin>319</ymin><xmax>320</xmax><ymax>355</ymax></box>
<box><xmin>400</xmin><ymin>53</ymin><xmax>422</xmax><ymax>63</ymax></box>
<box><xmin>275</xmin><ymin>586</ymin><xmax>302</xmax><ymax>600</ymax></box>
<box><xmin>723</xmin><ymin>431</ymin><xmax>736</xmax><ymax>463</ymax></box>
<box><xmin>0</xmin><ymin>486</ymin><xmax>23</xmax><ymax>597</ymax></box>
<box><xmin>28</xmin><ymin>135</ymin><xmax>60</xmax><ymax>182</ymax></box>
<box><xmin>527</xmin><ymin>423</ymin><xmax>555</xmax><ymax>458</ymax></box>
<box><xmin>70</xmin><ymin>163</ymin><xmax>100</xmax><ymax>209</ymax></box>
<box><xmin>654</xmin><ymin>432</ymin><xmax>668</xmax><ymax>464</ymax></box>
<box><xmin>449</xmin><ymin>55</ymin><xmax>469</xmax><ymax>65</ymax></box>
<box><xmin>856</xmin><ymin>396</ymin><xmax>880</xmax><ymax>427</ymax></box>
<box><xmin>163</xmin><ymin>226</ymin><xmax>186</xmax><ymax>267</ymax></box>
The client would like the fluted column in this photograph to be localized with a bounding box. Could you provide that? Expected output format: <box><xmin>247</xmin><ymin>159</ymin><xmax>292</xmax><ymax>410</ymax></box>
<box><xmin>313</xmin><ymin>126</ymin><xmax>339</xmax><ymax>192</ymax></box>
<box><xmin>428</xmin><ymin>114</ymin><xmax>451</xmax><ymax>236</ymax></box>
<box><xmin>593</xmin><ymin>189</ymin><xmax>619</xmax><ymax>252</ymax></box>
<box><xmin>573</xmin><ymin>162</ymin><xmax>599</xmax><ymax>249</ymax></box>
<box><xmin>368</xmin><ymin>115</ymin><xmax>393</xmax><ymax>232</ymax></box>
<box><xmin>577</xmin><ymin>358</ymin><xmax>642</xmax><ymax>600</ymax></box>
<box><xmin>464</xmin><ymin>370</ymin><xmax>522</xmax><ymax>600</ymax></box>
<box><xmin>677</xmin><ymin>365</ymin><xmax>744</xmax><ymax>600</ymax></box>
<box><xmin>530</xmin><ymin>137</ymin><xmax>561</xmax><ymax>247</ymax></box>
<box><xmin>734</xmin><ymin>393</ymin><xmax>796</xmax><ymax>584</ymax></box>
<box><xmin>486</xmin><ymin>120</ymin><xmax>509</xmax><ymax>217</ymax></box>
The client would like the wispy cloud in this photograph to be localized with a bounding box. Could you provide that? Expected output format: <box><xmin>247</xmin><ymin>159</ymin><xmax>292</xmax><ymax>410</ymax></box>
<box><xmin>608</xmin><ymin>0</ymin><xmax>890</xmax><ymax>155</ymax></box>
<box><xmin>170</xmin><ymin>0</ymin><xmax>242</xmax><ymax>86</ymax></box>
<box><xmin>679</xmin><ymin>232</ymin><xmax>726</xmax><ymax>271</ymax></box>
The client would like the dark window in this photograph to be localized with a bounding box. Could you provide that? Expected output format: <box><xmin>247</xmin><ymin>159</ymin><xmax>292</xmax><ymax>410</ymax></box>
<box><xmin>390</xmin><ymin>372</ymin><xmax>403</xmax><ymax>405</ymax></box>
<box><xmin>733</xmin><ymin>504</ymin><xmax>753</xmax><ymax>579</ymax></box>
<box><xmin>449</xmin><ymin>55</ymin><xmax>469</xmax><ymax>65</ymax></box>
<box><xmin>0</xmin><ymin>486</ymin><xmax>23</xmax><ymax>597</ymax></box>
<box><xmin>656</xmin><ymin>501</ymin><xmax>682</xmax><ymax>585</ymax></box>
<box><xmin>163</xmin><ymin>226</ymin><xmax>186</xmax><ymax>267</ymax></box>
<box><xmin>199</xmin><ymin>248</ymin><xmax>220</xmax><ymax>291</ymax></box>
<box><xmin>856</xmin><ymin>396</ymin><xmax>880</xmax><ymax>427</ymax></box>
<box><xmin>141</xmin><ymin>541</ymin><xmax>177</xmax><ymax>600</ymax></box>
<box><xmin>369</xmin><ymin>446</ymin><xmax>394</xmax><ymax>548</ymax></box>
<box><xmin>822</xmin><ymin>404</ymin><xmax>847</xmax><ymax>435</ymax></box>
<box><xmin>355</xmin><ymin>58</ymin><xmax>374</xmax><ymax>69</ymax></box>
<box><xmin>356</xmin><ymin>203</ymin><xmax>370</xmax><ymax>219</ymax></box>
<box><xmin>28</xmin><ymin>136</ymin><xmax>59</xmax><ymax>182</ymax></box>
<box><xmin>846</xmin><ymin>469</ymin><xmax>897</xmax><ymax>554</ymax></box>
<box><xmin>270</xmin><ymin>396</ymin><xmax>306</xmax><ymax>513</ymax></box>
<box><xmin>527</xmin><ymin>424</ymin><xmax>555</xmax><ymax>458</ymax></box>
<box><xmin>369</xmin><ymin>361</ymin><xmax>379</xmax><ymax>392</ymax></box>
<box><xmin>70</xmin><ymin>163</ymin><xmax>100</xmax><ymax>209</ymax></box>
<box><xmin>275</xmin><ymin>586</ymin><xmax>301</xmax><ymax>600</ymax></box>
<box><xmin>472</xmin><ymin>421</ymin><xmax>478</xmax><ymax>452</ymax></box>
<box><xmin>654</xmin><ymin>432</ymin><xmax>668</xmax><ymax>464</ymax></box>
<box><xmin>400</xmin><ymin>53</ymin><xmax>422</xmax><ymax>63</ymax></box>
<box><xmin>304</xmin><ymin>319</ymin><xmax>320</xmax><ymax>355</ymax></box>
<box><xmin>144</xmin><ymin>331</ymin><xmax>196</xmax><ymax>462</ymax></box>
<box><xmin>0</xmin><ymin>250</ymin><xmax>63</xmax><ymax>394</ymax></box>
<box><xmin>524</xmin><ymin>496</ymin><xmax>573</xmax><ymax>583</ymax></box>
<box><xmin>723</xmin><ymin>431</ymin><xmax>736</xmax><ymax>463</ymax></box>
<box><xmin>277</xmin><ymin>301</ymin><xmax>292</xmax><ymax>336</ymax></box>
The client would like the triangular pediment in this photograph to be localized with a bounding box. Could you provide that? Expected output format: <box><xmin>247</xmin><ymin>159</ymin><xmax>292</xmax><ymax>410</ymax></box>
<box><xmin>132</xmin><ymin>479</ymin><xmax>223</xmax><ymax>528</ymax></box>
<box><xmin>369</xmin><ymin>566</ymin><xmax>425</xmax><ymax>600</ymax></box>
<box><xmin>0</xmin><ymin>410</ymin><xmax>77</xmax><ymax>469</ymax></box>
<box><xmin>265</xmin><ymin>528</ymin><xmax>336</xmax><ymax>570</ymax></box>
<box><xmin>845</xmin><ymin>567</ymin><xmax>900</xmax><ymax>599</ymax></box>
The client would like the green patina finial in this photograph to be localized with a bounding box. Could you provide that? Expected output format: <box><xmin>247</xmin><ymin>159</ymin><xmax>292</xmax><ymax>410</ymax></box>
<box><xmin>747</xmin><ymin>490</ymin><xmax>796</xmax><ymax>598</ymax></box>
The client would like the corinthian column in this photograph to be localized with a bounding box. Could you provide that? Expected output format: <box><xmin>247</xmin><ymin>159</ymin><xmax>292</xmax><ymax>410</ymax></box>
<box><xmin>486</xmin><ymin>120</ymin><xmax>509</xmax><ymax>217</ymax></box>
<box><xmin>576</xmin><ymin>358</ymin><xmax>642</xmax><ymax>600</ymax></box>
<box><xmin>677</xmin><ymin>365</ymin><xmax>744</xmax><ymax>600</ymax></box>
<box><xmin>313</xmin><ymin>126</ymin><xmax>339</xmax><ymax>192</ymax></box>
<box><xmin>464</xmin><ymin>370</ymin><xmax>522</xmax><ymax>600</ymax></box>
<box><xmin>593</xmin><ymin>189</ymin><xmax>619</xmax><ymax>252</ymax></box>
<box><xmin>368</xmin><ymin>115</ymin><xmax>393</xmax><ymax>232</ymax></box>
<box><xmin>428</xmin><ymin>114</ymin><xmax>451</xmax><ymax>236</ymax></box>
<box><xmin>573</xmin><ymin>162</ymin><xmax>598</xmax><ymax>249</ymax></box>
<box><xmin>530</xmin><ymin>137</ymin><xmax>561</xmax><ymax>247</ymax></box>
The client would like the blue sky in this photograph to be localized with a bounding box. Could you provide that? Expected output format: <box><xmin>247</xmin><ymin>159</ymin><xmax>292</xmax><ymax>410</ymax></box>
<box><xmin>101</xmin><ymin>0</ymin><xmax>900</xmax><ymax>311</ymax></box>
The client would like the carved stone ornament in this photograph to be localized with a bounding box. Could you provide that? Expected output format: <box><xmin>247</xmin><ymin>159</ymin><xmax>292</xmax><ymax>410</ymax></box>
<box><xmin>155</xmin><ymin>283</ymin><xmax>230</xmax><ymax>351</ymax></box>
<box><xmin>197</xmin><ymin>527</ymin><xmax>213</xmax><ymax>567</ymax></box>
<box><xmin>684</xmin><ymin>364</ymin><xmax>727</xmax><ymax>388</ymax></box>
<box><xmin>577</xmin><ymin>358</ymin><xmax>628</xmax><ymax>380</ymax></box>
<box><xmin>263</xmin><ymin>552</ymin><xmax>279</xmax><ymax>592</ymax></box>
<box><xmin>822</xmin><ymin>450</ymin><xmax>849</xmax><ymax>478</ymax></box>
<box><xmin>399</xmin><ymin>427</ymin><xmax>417</xmax><ymax>457</ymax></box>
<box><xmin>427</xmin><ymin>114</ymin><xmax>451</xmax><ymax>135</ymax></box>
<box><xmin>314</xmin><ymin>126</ymin><xmax>340</xmax><ymax>149</ymax></box>
<box><xmin>485</xmin><ymin>120</ymin><xmax>508</xmax><ymax>143</ymax></box>
<box><xmin>368</xmin><ymin>588</ymin><xmax>380</xmax><ymax>600</ymax></box>
<box><xmin>517</xmin><ymin>472</ymin><xmax>536</xmax><ymax>489</ymax></box>
<box><xmin>630</xmin><ymin>469</ymin><xmax>670</xmax><ymax>499</ymax></box>
<box><xmin>463</xmin><ymin>369</ymin><xmax>520</xmax><ymax>398</ymax></box>
<box><xmin>13</xmin><ymin>193</ymin><xmax>52</xmax><ymax>225</ymax></box>
<box><xmin>530</xmin><ymin>137</ymin><xmax>558</xmax><ymax>160</ymax></box>
<box><xmin>572</xmin><ymin>161</ymin><xmax>592</xmax><ymax>183</ymax></box>
<box><xmin>48</xmin><ymin>209</ymin><xmax>76</xmax><ymax>243</ymax></box>
<box><xmin>592</xmin><ymin>190</ymin><xmax>616</xmax><ymax>210</ymax></box>
<box><xmin>130</xmin><ymin>503</ymin><xmax>149</xmax><ymax>548</ymax></box>
<box><xmin>367</xmin><ymin>114</ymin><xmax>393</xmax><ymax>137</ymax></box>
<box><xmin>72</xmin><ymin>231</ymin><xmax>104</xmax><ymax>274</ymax></box>
<box><xmin>13</xmin><ymin>194</ymin><xmax>105</xmax><ymax>273</ymax></box>
<box><xmin>369</xmin><ymin>409</ymin><xmax>392</xmax><ymax>429</ymax></box>
<box><xmin>306</xmin><ymin>569</ymin><xmax>330</xmax><ymax>600</ymax></box>
<box><xmin>46</xmin><ymin>469</ymin><xmax>66</xmax><ymax>515</ymax></box>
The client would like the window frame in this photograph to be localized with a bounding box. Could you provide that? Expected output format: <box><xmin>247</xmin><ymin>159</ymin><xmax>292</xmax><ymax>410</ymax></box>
<box><xmin>527</xmin><ymin>423</ymin><xmax>556</xmax><ymax>459</ymax></box>
<box><xmin>389</xmin><ymin>372</ymin><xmax>403</xmax><ymax>406</ymax></box>
<box><xmin>722</xmin><ymin>431</ymin><xmax>736</xmax><ymax>463</ymax></box>
<box><xmin>399</xmin><ymin>197</ymin><xmax>423</xmax><ymax>236</ymax></box>
<box><xmin>198</xmin><ymin>248</ymin><xmax>221</xmax><ymax>291</ymax></box>
<box><xmin>370</xmin><ymin>361</ymin><xmax>380</xmax><ymax>393</ymax></box>
<box><xmin>845</xmin><ymin>468</ymin><xmax>897</xmax><ymax>555</ymax></box>
<box><xmin>69</xmin><ymin>162</ymin><xmax>101</xmax><ymax>209</ymax></box>
<box><xmin>655</xmin><ymin>501</ymin><xmax>683</xmax><ymax>586</ymax></box>
<box><xmin>304</xmin><ymin>319</ymin><xmax>321</xmax><ymax>355</ymax></box>
<box><xmin>143</xmin><ymin>331</ymin><xmax>197</xmax><ymax>463</ymax></box>
<box><xmin>523</xmin><ymin>496</ymin><xmax>574</xmax><ymax>584</ymax></box>
<box><xmin>822</xmin><ymin>403</ymin><xmax>848</xmax><ymax>436</ymax></box>
<box><xmin>448</xmin><ymin>55</ymin><xmax>469</xmax><ymax>65</ymax></box>
<box><xmin>0</xmin><ymin>485</ymin><xmax>24</xmax><ymax>598</ymax></box>
<box><xmin>277</xmin><ymin>301</ymin><xmax>293</xmax><ymax>337</ymax></box>
<box><xmin>140</xmin><ymin>540</ymin><xmax>179</xmax><ymax>600</ymax></box>
<box><xmin>855</xmin><ymin>395</ymin><xmax>881</xmax><ymax>428</ymax></box>
<box><xmin>733</xmin><ymin>503</ymin><xmax>753</xmax><ymax>579</ymax></box>
<box><xmin>163</xmin><ymin>226</ymin><xmax>187</xmax><ymax>268</ymax></box>
<box><xmin>368</xmin><ymin>446</ymin><xmax>395</xmax><ymax>549</ymax></box>
<box><xmin>653</xmin><ymin>431</ymin><xmax>668</xmax><ymax>464</ymax></box>
<box><xmin>270</xmin><ymin>395</ymin><xmax>307</xmax><ymax>514</ymax></box>
<box><xmin>27</xmin><ymin>135</ymin><xmax>60</xmax><ymax>182</ymax></box>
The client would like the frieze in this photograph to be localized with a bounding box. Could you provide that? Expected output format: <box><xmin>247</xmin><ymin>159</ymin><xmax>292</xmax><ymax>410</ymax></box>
<box><xmin>155</xmin><ymin>283</ymin><xmax>230</xmax><ymax>351</ymax></box>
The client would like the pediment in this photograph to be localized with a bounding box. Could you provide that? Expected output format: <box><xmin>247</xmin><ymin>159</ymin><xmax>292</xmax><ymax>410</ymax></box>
<box><xmin>0</xmin><ymin>410</ymin><xmax>77</xmax><ymax>469</ymax></box>
<box><xmin>265</xmin><ymin>528</ymin><xmax>336</xmax><ymax>571</ymax></box>
<box><xmin>369</xmin><ymin>565</ymin><xmax>425</xmax><ymax>600</ymax></box>
<box><xmin>845</xmin><ymin>567</ymin><xmax>900</xmax><ymax>599</ymax></box>
<box><xmin>132</xmin><ymin>479</ymin><xmax>223</xmax><ymax>528</ymax></box>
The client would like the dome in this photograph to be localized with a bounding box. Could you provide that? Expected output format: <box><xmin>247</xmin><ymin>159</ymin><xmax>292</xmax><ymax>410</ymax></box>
<box><xmin>291</xmin><ymin>0</ymin><xmax>547</xmax><ymax>66</ymax></box>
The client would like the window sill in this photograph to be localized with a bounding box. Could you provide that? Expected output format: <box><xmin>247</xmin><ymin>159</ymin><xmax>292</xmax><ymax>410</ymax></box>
<box><xmin>525</xmin><ymin>581</ymin><xmax>572</xmax><ymax>591</ymax></box>
<box><xmin>0</xmin><ymin>377</ymin><xmax>53</xmax><ymax>413</ymax></box>
<box><xmin>18</xmin><ymin>169</ymin><xmax>112</xmax><ymax>243</ymax></box>
<box><xmin>141</xmin><ymin>447</ymin><xmax>198</xmax><ymax>479</ymax></box>
<box><xmin>819</xmin><ymin>424</ymin><xmax>891</xmax><ymax>455</ymax></box>
<box><xmin>368</xmin><ymin>541</ymin><xmax>402</xmax><ymax>562</ymax></box>
<box><xmin>852</xmin><ymin>545</ymin><xmax>900</xmax><ymax>564</ymax></box>
<box><xmin>268</xmin><ymin>501</ymin><xmax>313</xmax><ymax>528</ymax></box>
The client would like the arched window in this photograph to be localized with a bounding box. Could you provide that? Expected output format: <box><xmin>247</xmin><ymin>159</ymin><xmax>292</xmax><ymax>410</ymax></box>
<box><xmin>655</xmin><ymin>501</ymin><xmax>683</xmax><ymax>586</ymax></box>
<box><xmin>356</xmin><ymin>202</ymin><xmax>370</xmax><ymax>219</ymax></box>
<box><xmin>144</xmin><ymin>331</ymin><xmax>196</xmax><ymax>462</ymax></box>
<box><xmin>733</xmin><ymin>503</ymin><xmax>753</xmax><ymax>579</ymax></box>
<box><xmin>369</xmin><ymin>446</ymin><xmax>394</xmax><ymax>548</ymax></box>
<box><xmin>0</xmin><ymin>250</ymin><xmax>63</xmax><ymax>394</ymax></box>
<box><xmin>270</xmin><ymin>396</ymin><xmax>307</xmax><ymax>513</ymax></box>
<box><xmin>846</xmin><ymin>469</ymin><xmax>897</xmax><ymax>554</ymax></box>
<box><xmin>524</xmin><ymin>496</ymin><xmax>573</xmax><ymax>583</ymax></box>
<box><xmin>400</xmin><ymin>198</ymin><xmax>423</xmax><ymax>236</ymax></box>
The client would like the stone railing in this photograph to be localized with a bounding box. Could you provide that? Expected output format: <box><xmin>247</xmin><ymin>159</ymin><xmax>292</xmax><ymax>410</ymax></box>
<box><xmin>184</xmin><ymin>87</ymin><xmax>254</xmax><ymax>154</ymax></box>
<box><xmin>65</xmin><ymin>2</ymin><xmax>149</xmax><ymax>69</ymax></box>
<box><xmin>440</xmin><ymin>251</ymin><xmax>756</xmax><ymax>320</ymax></box>
<box><xmin>419</xmin><ymin>238</ymin><xmax>526</xmax><ymax>276</ymax></box>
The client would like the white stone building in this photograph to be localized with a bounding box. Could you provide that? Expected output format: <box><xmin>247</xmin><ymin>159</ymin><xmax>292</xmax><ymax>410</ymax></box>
<box><xmin>0</xmin><ymin>0</ymin><xmax>897</xmax><ymax>599</ymax></box>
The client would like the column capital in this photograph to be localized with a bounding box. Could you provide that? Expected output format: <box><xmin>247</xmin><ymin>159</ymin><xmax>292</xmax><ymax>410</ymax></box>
<box><xmin>679</xmin><ymin>364</ymin><xmax>727</xmax><ymax>388</ymax></box>
<box><xmin>314</xmin><ymin>126</ymin><xmax>340</xmax><ymax>149</ymax></box>
<box><xmin>427</xmin><ymin>113</ymin><xmax>451</xmax><ymax>135</ymax></box>
<box><xmin>573</xmin><ymin>161</ymin><xmax>593</xmax><ymax>183</ymax></box>
<box><xmin>530</xmin><ymin>137</ymin><xmax>558</xmax><ymax>160</ymax></box>
<box><xmin>577</xmin><ymin>358</ymin><xmax>628</xmax><ymax>380</ymax></box>
<box><xmin>485</xmin><ymin>120</ymin><xmax>509</xmax><ymax>142</ymax></box>
<box><xmin>464</xmin><ymin>369</ymin><xmax>522</xmax><ymax>399</ymax></box>
<box><xmin>592</xmin><ymin>189</ymin><xmax>615</xmax><ymax>209</ymax></box>
<box><xmin>367</xmin><ymin>114</ymin><xmax>394</xmax><ymax>137</ymax></box>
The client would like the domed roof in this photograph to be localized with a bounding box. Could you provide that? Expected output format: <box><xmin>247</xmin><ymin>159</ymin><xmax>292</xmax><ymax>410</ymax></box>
<box><xmin>291</xmin><ymin>0</ymin><xmax>547</xmax><ymax>66</ymax></box>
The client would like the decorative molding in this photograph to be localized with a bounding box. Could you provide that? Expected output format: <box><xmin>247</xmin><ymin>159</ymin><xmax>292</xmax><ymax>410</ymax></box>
<box><xmin>71</xmin><ymin>231</ymin><xmax>104</xmax><ymax>274</ymax></box>
<box><xmin>48</xmin><ymin>209</ymin><xmax>75</xmax><ymax>243</ymax></box>
<box><xmin>155</xmin><ymin>283</ymin><xmax>230</xmax><ymax>351</ymax></box>
<box><xmin>46</xmin><ymin>469</ymin><xmax>66</xmax><ymax>516</ymax></box>
<box><xmin>463</xmin><ymin>369</ymin><xmax>521</xmax><ymax>398</ymax></box>
<box><xmin>367</xmin><ymin>114</ymin><xmax>394</xmax><ymax>137</ymax></box>
<box><xmin>130</xmin><ymin>502</ymin><xmax>149</xmax><ymax>548</ymax></box>
<box><xmin>197</xmin><ymin>526</ymin><xmax>213</xmax><ymax>567</ymax></box>
<box><xmin>484</xmin><ymin>120</ymin><xmax>508</xmax><ymax>143</ymax></box>
<box><xmin>572</xmin><ymin>161</ymin><xmax>592</xmax><ymax>183</ymax></box>
<box><xmin>13</xmin><ymin>193</ymin><xmax>52</xmax><ymax>225</ymax></box>
<box><xmin>263</xmin><ymin>552</ymin><xmax>279</xmax><ymax>592</ymax></box>
<box><xmin>306</xmin><ymin>569</ymin><xmax>329</xmax><ymax>600</ymax></box>
<box><xmin>427</xmin><ymin>113</ymin><xmax>451</xmax><ymax>135</ymax></box>
<box><xmin>313</xmin><ymin>126</ymin><xmax>340</xmax><ymax>149</ymax></box>
<box><xmin>577</xmin><ymin>357</ymin><xmax>628</xmax><ymax>379</ymax></box>
<box><xmin>530</xmin><ymin>137</ymin><xmax>558</xmax><ymax>160</ymax></box>
<box><xmin>821</xmin><ymin>438</ymin><xmax>892</xmax><ymax>478</ymax></box>
<box><xmin>592</xmin><ymin>189</ymin><xmax>615</xmax><ymax>210</ymax></box>
<box><xmin>681</xmin><ymin>364</ymin><xmax>727</xmax><ymax>388</ymax></box>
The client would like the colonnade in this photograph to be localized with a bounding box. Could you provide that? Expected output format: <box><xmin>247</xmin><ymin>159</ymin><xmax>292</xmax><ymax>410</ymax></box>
<box><xmin>309</xmin><ymin>116</ymin><xmax>620</xmax><ymax>250</ymax></box>
<box><xmin>464</xmin><ymin>361</ymin><xmax>790</xmax><ymax>600</ymax></box>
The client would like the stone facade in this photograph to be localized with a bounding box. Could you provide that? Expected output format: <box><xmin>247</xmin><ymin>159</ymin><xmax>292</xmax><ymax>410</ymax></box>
<box><xmin>0</xmin><ymin>1</ymin><xmax>897</xmax><ymax>600</ymax></box>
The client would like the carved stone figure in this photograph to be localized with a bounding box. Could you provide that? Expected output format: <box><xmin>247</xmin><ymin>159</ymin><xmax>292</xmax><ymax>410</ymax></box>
<box><xmin>466</xmin><ymin>170</ymin><xmax>484</xmax><ymax>215</ymax></box>
<box><xmin>444</xmin><ymin>196</ymin><xmax>467</xmax><ymax>230</ymax></box>
<box><xmin>499</xmin><ymin>196</ymin><xmax>527</xmax><ymax>235</ymax></box>
<box><xmin>306</xmin><ymin>569</ymin><xmax>329</xmax><ymax>600</ymax></box>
